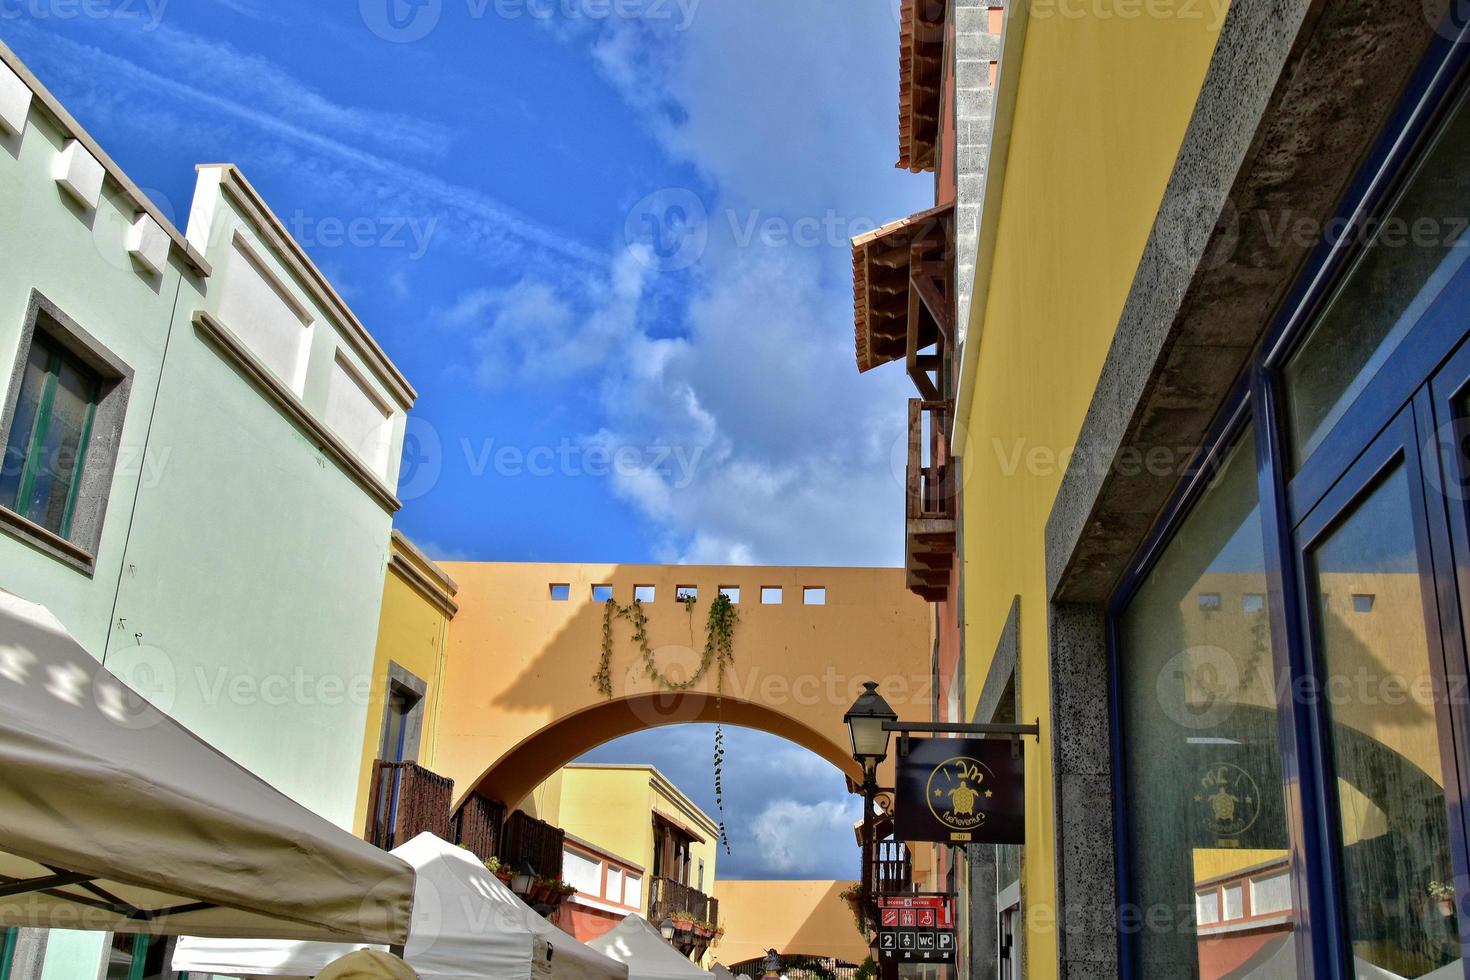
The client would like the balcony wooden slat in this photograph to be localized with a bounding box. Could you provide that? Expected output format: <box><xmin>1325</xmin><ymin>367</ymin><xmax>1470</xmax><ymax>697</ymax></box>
<box><xmin>365</xmin><ymin>760</ymin><xmax>454</xmax><ymax>851</ymax></box>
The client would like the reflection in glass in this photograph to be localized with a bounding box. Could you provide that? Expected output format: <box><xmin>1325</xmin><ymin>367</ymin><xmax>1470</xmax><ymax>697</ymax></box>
<box><xmin>1119</xmin><ymin>428</ymin><xmax>1299</xmax><ymax>978</ymax></box>
<box><xmin>1284</xmin><ymin>90</ymin><xmax>1470</xmax><ymax>471</ymax></box>
<box><xmin>1307</xmin><ymin>463</ymin><xmax>1460</xmax><ymax>977</ymax></box>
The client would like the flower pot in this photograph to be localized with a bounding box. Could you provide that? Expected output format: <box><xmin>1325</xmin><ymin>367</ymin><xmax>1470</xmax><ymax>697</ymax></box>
<box><xmin>1438</xmin><ymin>897</ymin><xmax>1456</xmax><ymax>917</ymax></box>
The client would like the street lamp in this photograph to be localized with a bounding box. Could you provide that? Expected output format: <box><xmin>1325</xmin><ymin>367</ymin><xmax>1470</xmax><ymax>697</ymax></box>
<box><xmin>844</xmin><ymin>681</ymin><xmax>897</xmax><ymax>945</ymax></box>
<box><xmin>844</xmin><ymin>682</ymin><xmax>897</xmax><ymax>775</ymax></box>
<box><xmin>762</xmin><ymin>949</ymin><xmax>781</xmax><ymax>979</ymax></box>
<box><xmin>510</xmin><ymin>861</ymin><xmax>537</xmax><ymax>897</ymax></box>
<box><xmin>659</xmin><ymin>917</ymin><xmax>677</xmax><ymax>943</ymax></box>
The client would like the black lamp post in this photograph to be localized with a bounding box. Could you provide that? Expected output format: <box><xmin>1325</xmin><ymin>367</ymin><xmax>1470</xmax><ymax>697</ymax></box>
<box><xmin>659</xmin><ymin>917</ymin><xmax>677</xmax><ymax>943</ymax></box>
<box><xmin>844</xmin><ymin>681</ymin><xmax>896</xmax><ymax>936</ymax></box>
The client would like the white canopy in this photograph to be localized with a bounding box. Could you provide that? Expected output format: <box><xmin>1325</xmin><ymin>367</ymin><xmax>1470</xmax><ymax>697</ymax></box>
<box><xmin>586</xmin><ymin>915</ymin><xmax>713</xmax><ymax>980</ymax></box>
<box><xmin>173</xmin><ymin>833</ymin><xmax>629</xmax><ymax>980</ymax></box>
<box><xmin>710</xmin><ymin>963</ymin><xmax>737</xmax><ymax>980</ymax></box>
<box><xmin>0</xmin><ymin>591</ymin><xmax>414</xmax><ymax>943</ymax></box>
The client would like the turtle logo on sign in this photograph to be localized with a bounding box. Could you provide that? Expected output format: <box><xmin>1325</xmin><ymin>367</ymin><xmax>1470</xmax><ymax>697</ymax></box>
<box><xmin>1193</xmin><ymin>762</ymin><xmax>1260</xmax><ymax>838</ymax></box>
<box><xmin>926</xmin><ymin>757</ymin><xmax>996</xmax><ymax>832</ymax></box>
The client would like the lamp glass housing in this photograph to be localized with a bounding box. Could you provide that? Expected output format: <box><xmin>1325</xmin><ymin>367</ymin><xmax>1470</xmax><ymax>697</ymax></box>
<box><xmin>843</xmin><ymin>682</ymin><xmax>897</xmax><ymax>766</ymax></box>
<box><xmin>660</xmin><ymin>917</ymin><xmax>677</xmax><ymax>942</ymax></box>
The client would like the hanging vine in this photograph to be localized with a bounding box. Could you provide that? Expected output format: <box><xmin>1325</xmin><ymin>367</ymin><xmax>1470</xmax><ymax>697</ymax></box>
<box><xmin>594</xmin><ymin>591</ymin><xmax>738</xmax><ymax>853</ymax></box>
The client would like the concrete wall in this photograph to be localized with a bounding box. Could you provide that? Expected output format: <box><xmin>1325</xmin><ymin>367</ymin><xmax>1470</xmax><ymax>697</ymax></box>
<box><xmin>712</xmin><ymin>880</ymin><xmax>870</xmax><ymax>967</ymax></box>
<box><xmin>953</xmin><ymin>3</ymin><xmax>1227</xmax><ymax>976</ymax></box>
<box><xmin>431</xmin><ymin>563</ymin><xmax>931</xmax><ymax>809</ymax></box>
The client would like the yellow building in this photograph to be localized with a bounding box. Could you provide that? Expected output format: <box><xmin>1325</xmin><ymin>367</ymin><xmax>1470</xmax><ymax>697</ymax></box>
<box><xmin>853</xmin><ymin>0</ymin><xmax>1468</xmax><ymax>976</ymax></box>
<box><xmin>523</xmin><ymin>765</ymin><xmax>720</xmax><ymax>949</ymax></box>
<box><xmin>713</xmin><ymin>880</ymin><xmax>871</xmax><ymax>969</ymax></box>
<box><xmin>353</xmin><ymin>531</ymin><xmax>458</xmax><ymax>838</ymax></box>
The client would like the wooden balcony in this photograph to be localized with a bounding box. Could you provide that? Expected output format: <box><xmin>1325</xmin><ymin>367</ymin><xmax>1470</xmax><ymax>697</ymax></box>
<box><xmin>451</xmin><ymin>792</ymin><xmax>506</xmax><ymax>863</ymax></box>
<box><xmin>905</xmin><ymin>399</ymin><xmax>956</xmax><ymax>601</ymax></box>
<box><xmin>498</xmin><ymin>809</ymin><xmax>565</xmax><ymax>880</ymax></box>
<box><xmin>648</xmin><ymin>875</ymin><xmax>719</xmax><ymax>929</ymax></box>
<box><xmin>365</xmin><ymin>760</ymin><xmax>454</xmax><ymax>851</ymax></box>
<box><xmin>874</xmin><ymin>839</ymin><xmax>913</xmax><ymax>896</ymax></box>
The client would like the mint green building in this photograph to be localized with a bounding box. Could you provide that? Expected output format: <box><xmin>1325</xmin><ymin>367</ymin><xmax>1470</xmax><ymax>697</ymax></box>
<box><xmin>0</xmin><ymin>41</ymin><xmax>416</xmax><ymax>979</ymax></box>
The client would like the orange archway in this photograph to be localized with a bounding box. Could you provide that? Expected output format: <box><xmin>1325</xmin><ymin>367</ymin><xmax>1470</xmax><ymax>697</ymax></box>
<box><xmin>429</xmin><ymin>563</ymin><xmax>931</xmax><ymax>810</ymax></box>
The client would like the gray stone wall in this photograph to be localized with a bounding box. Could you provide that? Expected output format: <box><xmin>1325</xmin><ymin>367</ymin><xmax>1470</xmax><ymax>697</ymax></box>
<box><xmin>951</xmin><ymin>0</ymin><xmax>1001</xmax><ymax>342</ymax></box>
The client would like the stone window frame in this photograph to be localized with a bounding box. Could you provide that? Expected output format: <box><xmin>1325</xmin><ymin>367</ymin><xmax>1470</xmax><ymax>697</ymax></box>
<box><xmin>376</xmin><ymin>662</ymin><xmax>429</xmax><ymax>764</ymax></box>
<box><xmin>0</xmin><ymin>290</ymin><xmax>133</xmax><ymax>576</ymax></box>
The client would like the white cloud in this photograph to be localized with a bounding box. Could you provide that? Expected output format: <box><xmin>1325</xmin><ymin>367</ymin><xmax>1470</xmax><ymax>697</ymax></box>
<box><xmin>750</xmin><ymin>798</ymin><xmax>863</xmax><ymax>875</ymax></box>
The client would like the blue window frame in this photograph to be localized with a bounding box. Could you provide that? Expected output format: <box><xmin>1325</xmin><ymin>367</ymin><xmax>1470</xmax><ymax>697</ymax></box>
<box><xmin>1109</xmin><ymin>16</ymin><xmax>1470</xmax><ymax>979</ymax></box>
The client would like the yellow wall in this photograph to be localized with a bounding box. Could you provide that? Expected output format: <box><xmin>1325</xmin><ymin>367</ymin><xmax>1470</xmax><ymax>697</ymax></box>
<box><xmin>352</xmin><ymin>532</ymin><xmax>458</xmax><ymax>835</ymax></box>
<box><xmin>712</xmin><ymin>880</ymin><xmax>871</xmax><ymax>967</ymax></box>
<box><xmin>524</xmin><ymin>764</ymin><xmax>721</xmax><ymax>903</ymax></box>
<box><xmin>959</xmin><ymin>3</ymin><xmax>1227</xmax><ymax>975</ymax></box>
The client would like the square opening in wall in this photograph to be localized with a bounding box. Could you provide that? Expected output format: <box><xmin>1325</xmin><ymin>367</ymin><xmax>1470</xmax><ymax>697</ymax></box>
<box><xmin>1352</xmin><ymin>593</ymin><xmax>1375</xmax><ymax>613</ymax></box>
<box><xmin>634</xmin><ymin>585</ymin><xmax>655</xmax><ymax>603</ymax></box>
<box><xmin>1197</xmin><ymin>592</ymin><xmax>1222</xmax><ymax>611</ymax></box>
<box><xmin>592</xmin><ymin>584</ymin><xmax>613</xmax><ymax>603</ymax></box>
<box><xmin>803</xmin><ymin>587</ymin><xmax>827</xmax><ymax>606</ymax></box>
<box><xmin>676</xmin><ymin>585</ymin><xmax>698</xmax><ymax>601</ymax></box>
<box><xmin>761</xmin><ymin>587</ymin><xmax>782</xmax><ymax>604</ymax></box>
<box><xmin>719</xmin><ymin>586</ymin><xmax>740</xmax><ymax>604</ymax></box>
<box><xmin>549</xmin><ymin>584</ymin><xmax>570</xmax><ymax>601</ymax></box>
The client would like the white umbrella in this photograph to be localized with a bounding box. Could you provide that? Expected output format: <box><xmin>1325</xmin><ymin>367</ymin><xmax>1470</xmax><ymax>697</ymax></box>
<box><xmin>173</xmin><ymin>833</ymin><xmax>629</xmax><ymax>980</ymax></box>
<box><xmin>586</xmin><ymin>915</ymin><xmax>713</xmax><ymax>980</ymax></box>
<box><xmin>0</xmin><ymin>591</ymin><xmax>414</xmax><ymax>943</ymax></box>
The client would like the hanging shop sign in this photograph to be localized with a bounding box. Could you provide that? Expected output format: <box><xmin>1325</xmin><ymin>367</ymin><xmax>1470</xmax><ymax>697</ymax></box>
<box><xmin>894</xmin><ymin>737</ymin><xmax>1025</xmax><ymax>845</ymax></box>
<box><xmin>875</xmin><ymin>895</ymin><xmax>955</xmax><ymax>964</ymax></box>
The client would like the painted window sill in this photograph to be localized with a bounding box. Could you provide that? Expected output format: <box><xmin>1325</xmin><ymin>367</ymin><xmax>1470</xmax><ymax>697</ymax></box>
<box><xmin>0</xmin><ymin>504</ymin><xmax>95</xmax><ymax>576</ymax></box>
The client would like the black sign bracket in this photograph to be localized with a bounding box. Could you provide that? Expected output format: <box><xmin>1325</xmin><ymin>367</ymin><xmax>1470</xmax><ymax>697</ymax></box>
<box><xmin>886</xmin><ymin>719</ymin><xmax>1040</xmax><ymax>759</ymax></box>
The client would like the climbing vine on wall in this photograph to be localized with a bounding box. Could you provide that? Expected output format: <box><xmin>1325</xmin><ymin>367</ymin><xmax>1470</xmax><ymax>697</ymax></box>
<box><xmin>594</xmin><ymin>592</ymin><xmax>738</xmax><ymax>853</ymax></box>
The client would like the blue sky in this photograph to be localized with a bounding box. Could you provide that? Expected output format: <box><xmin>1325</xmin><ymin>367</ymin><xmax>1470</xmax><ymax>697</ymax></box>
<box><xmin>1</xmin><ymin>0</ymin><xmax>927</xmax><ymax>877</ymax></box>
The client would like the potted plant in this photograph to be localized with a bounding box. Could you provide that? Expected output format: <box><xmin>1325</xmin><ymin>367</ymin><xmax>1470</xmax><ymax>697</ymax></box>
<box><xmin>694</xmin><ymin>920</ymin><xmax>714</xmax><ymax>939</ymax></box>
<box><xmin>1430</xmin><ymin>881</ymin><xmax>1456</xmax><ymax>917</ymax></box>
<box><xmin>533</xmin><ymin>875</ymin><xmax>559</xmax><ymax>905</ymax></box>
<box><xmin>672</xmin><ymin>911</ymin><xmax>696</xmax><ymax>934</ymax></box>
<box><xmin>839</xmin><ymin>883</ymin><xmax>862</xmax><ymax>917</ymax></box>
<box><xmin>485</xmin><ymin>857</ymin><xmax>514</xmax><ymax>886</ymax></box>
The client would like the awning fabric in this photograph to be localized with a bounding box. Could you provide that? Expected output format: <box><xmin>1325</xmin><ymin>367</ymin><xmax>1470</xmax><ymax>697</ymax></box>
<box><xmin>852</xmin><ymin>202</ymin><xmax>954</xmax><ymax>373</ymax></box>
<box><xmin>710</xmin><ymin>963</ymin><xmax>737</xmax><ymax>980</ymax></box>
<box><xmin>586</xmin><ymin>915</ymin><xmax>713</xmax><ymax>980</ymax></box>
<box><xmin>172</xmin><ymin>833</ymin><xmax>630</xmax><ymax>980</ymax></box>
<box><xmin>317</xmin><ymin>949</ymin><xmax>420</xmax><ymax>980</ymax></box>
<box><xmin>0</xmin><ymin>590</ymin><xmax>415</xmax><ymax>943</ymax></box>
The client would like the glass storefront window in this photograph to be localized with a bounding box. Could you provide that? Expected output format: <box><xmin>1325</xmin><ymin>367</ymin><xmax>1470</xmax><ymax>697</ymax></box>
<box><xmin>1305</xmin><ymin>463</ymin><xmax>1459</xmax><ymax>977</ymax></box>
<box><xmin>1118</xmin><ymin>428</ymin><xmax>1300</xmax><ymax>978</ymax></box>
<box><xmin>1283</xmin><ymin>90</ymin><xmax>1470</xmax><ymax>471</ymax></box>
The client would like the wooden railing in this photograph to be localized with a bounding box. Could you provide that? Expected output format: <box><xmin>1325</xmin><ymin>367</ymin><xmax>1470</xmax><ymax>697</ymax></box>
<box><xmin>905</xmin><ymin>399</ymin><xmax>957</xmax><ymax>600</ymax></box>
<box><xmin>874</xmin><ymin>839</ymin><xmax>913</xmax><ymax>896</ymax></box>
<box><xmin>906</xmin><ymin>399</ymin><xmax>955</xmax><ymax>521</ymax></box>
<box><xmin>497</xmin><ymin>809</ymin><xmax>565</xmax><ymax>879</ymax></box>
<box><xmin>365</xmin><ymin>760</ymin><xmax>454</xmax><ymax>851</ymax></box>
<box><xmin>451</xmin><ymin>792</ymin><xmax>506</xmax><ymax>863</ymax></box>
<box><xmin>648</xmin><ymin>875</ymin><xmax>719</xmax><ymax>928</ymax></box>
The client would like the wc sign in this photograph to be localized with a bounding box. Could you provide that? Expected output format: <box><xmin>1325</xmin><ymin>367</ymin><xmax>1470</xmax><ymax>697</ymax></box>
<box><xmin>876</xmin><ymin>895</ymin><xmax>955</xmax><ymax>964</ymax></box>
